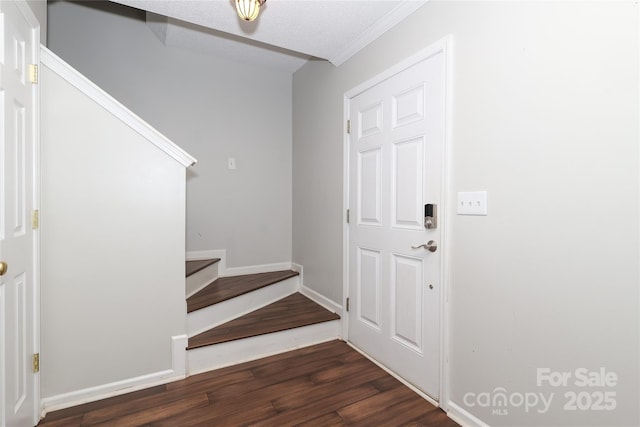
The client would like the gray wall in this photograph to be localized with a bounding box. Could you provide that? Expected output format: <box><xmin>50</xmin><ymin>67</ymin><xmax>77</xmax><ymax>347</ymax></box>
<box><xmin>293</xmin><ymin>1</ymin><xmax>639</xmax><ymax>426</ymax></box>
<box><xmin>47</xmin><ymin>1</ymin><xmax>293</xmax><ymax>268</ymax></box>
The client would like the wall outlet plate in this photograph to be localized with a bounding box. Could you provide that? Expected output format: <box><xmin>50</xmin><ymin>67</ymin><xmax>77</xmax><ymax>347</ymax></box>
<box><xmin>457</xmin><ymin>191</ymin><xmax>488</xmax><ymax>215</ymax></box>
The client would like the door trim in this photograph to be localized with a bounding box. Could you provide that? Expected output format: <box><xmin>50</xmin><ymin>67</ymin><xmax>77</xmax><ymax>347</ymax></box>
<box><xmin>342</xmin><ymin>35</ymin><xmax>453</xmax><ymax>410</ymax></box>
<box><xmin>13</xmin><ymin>1</ymin><xmax>42</xmax><ymax>423</ymax></box>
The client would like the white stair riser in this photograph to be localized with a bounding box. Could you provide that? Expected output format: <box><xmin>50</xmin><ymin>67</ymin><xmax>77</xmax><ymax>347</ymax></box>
<box><xmin>186</xmin><ymin>263</ymin><xmax>219</xmax><ymax>298</ymax></box>
<box><xmin>187</xmin><ymin>276</ymin><xmax>299</xmax><ymax>337</ymax></box>
<box><xmin>187</xmin><ymin>320</ymin><xmax>341</xmax><ymax>375</ymax></box>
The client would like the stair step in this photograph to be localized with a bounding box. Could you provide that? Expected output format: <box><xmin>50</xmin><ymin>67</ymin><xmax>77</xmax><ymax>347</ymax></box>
<box><xmin>188</xmin><ymin>292</ymin><xmax>340</xmax><ymax>350</ymax></box>
<box><xmin>185</xmin><ymin>258</ymin><xmax>220</xmax><ymax>278</ymax></box>
<box><xmin>187</xmin><ymin>275</ymin><xmax>298</xmax><ymax>337</ymax></box>
<box><xmin>187</xmin><ymin>270</ymin><xmax>299</xmax><ymax>313</ymax></box>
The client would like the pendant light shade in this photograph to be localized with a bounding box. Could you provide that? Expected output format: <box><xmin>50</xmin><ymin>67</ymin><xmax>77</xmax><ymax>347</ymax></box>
<box><xmin>235</xmin><ymin>0</ymin><xmax>266</xmax><ymax>22</ymax></box>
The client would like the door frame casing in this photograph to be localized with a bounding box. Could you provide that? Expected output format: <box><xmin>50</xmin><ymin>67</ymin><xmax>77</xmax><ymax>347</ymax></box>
<box><xmin>341</xmin><ymin>35</ymin><xmax>453</xmax><ymax>411</ymax></box>
<box><xmin>1</xmin><ymin>1</ymin><xmax>42</xmax><ymax>423</ymax></box>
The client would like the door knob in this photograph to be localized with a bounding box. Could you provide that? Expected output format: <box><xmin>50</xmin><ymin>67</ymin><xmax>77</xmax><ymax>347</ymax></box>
<box><xmin>0</xmin><ymin>261</ymin><xmax>7</xmax><ymax>276</ymax></box>
<box><xmin>411</xmin><ymin>240</ymin><xmax>437</xmax><ymax>253</ymax></box>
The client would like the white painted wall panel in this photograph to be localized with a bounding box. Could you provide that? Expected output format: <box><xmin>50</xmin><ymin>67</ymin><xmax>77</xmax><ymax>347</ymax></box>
<box><xmin>293</xmin><ymin>2</ymin><xmax>639</xmax><ymax>426</ymax></box>
<box><xmin>40</xmin><ymin>64</ymin><xmax>186</xmax><ymax>398</ymax></box>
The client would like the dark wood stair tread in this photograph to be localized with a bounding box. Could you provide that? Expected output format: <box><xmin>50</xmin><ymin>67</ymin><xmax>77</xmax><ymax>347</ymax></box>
<box><xmin>188</xmin><ymin>292</ymin><xmax>340</xmax><ymax>350</ymax></box>
<box><xmin>187</xmin><ymin>270</ymin><xmax>299</xmax><ymax>313</ymax></box>
<box><xmin>186</xmin><ymin>258</ymin><xmax>220</xmax><ymax>277</ymax></box>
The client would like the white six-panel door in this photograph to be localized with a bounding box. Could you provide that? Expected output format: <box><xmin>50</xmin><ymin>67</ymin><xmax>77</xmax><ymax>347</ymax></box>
<box><xmin>348</xmin><ymin>47</ymin><xmax>445</xmax><ymax>400</ymax></box>
<box><xmin>0</xmin><ymin>1</ymin><xmax>39</xmax><ymax>426</ymax></box>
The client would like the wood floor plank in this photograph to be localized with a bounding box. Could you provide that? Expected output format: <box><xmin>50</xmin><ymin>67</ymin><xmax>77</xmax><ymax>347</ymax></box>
<box><xmin>38</xmin><ymin>341</ymin><xmax>459</xmax><ymax>427</ymax></box>
<box><xmin>406</xmin><ymin>408</ymin><xmax>462</xmax><ymax>427</ymax></box>
<box><xmin>272</xmin><ymin>359</ymin><xmax>388</xmax><ymax>412</ymax></box>
<box><xmin>186</xmin><ymin>270</ymin><xmax>299</xmax><ymax>312</ymax></box>
<box><xmin>250</xmin><ymin>340</ymin><xmax>353</xmax><ymax>379</ymax></box>
<box><xmin>89</xmin><ymin>393</ymin><xmax>209</xmax><ymax>427</ymax></box>
<box><xmin>188</xmin><ymin>292</ymin><xmax>339</xmax><ymax>349</ymax></box>
<box><xmin>369</xmin><ymin>373</ymin><xmax>405</xmax><ymax>392</ymax></box>
<box><xmin>38</xmin><ymin>385</ymin><xmax>167</xmax><ymax>424</ymax></box>
<box><xmin>346</xmin><ymin>395</ymin><xmax>441</xmax><ymax>427</ymax></box>
<box><xmin>79</xmin><ymin>379</ymin><xmax>227</xmax><ymax>425</ymax></box>
<box><xmin>164</xmin><ymin>368</ymin><xmax>254</xmax><ymax>392</ymax></box>
<box><xmin>150</xmin><ymin>400</ymin><xmax>278</xmax><ymax>427</ymax></box>
<box><xmin>207</xmin><ymin>375</ymin><xmax>313</xmax><ymax>406</ymax></box>
<box><xmin>336</xmin><ymin>385</ymin><xmax>419</xmax><ymax>423</ymax></box>
<box><xmin>309</xmin><ymin>357</ymin><xmax>376</xmax><ymax>384</ymax></box>
<box><xmin>294</xmin><ymin>412</ymin><xmax>347</xmax><ymax>426</ymax></box>
<box><xmin>37</xmin><ymin>414</ymin><xmax>84</xmax><ymax>427</ymax></box>
<box><xmin>261</xmin><ymin>356</ymin><xmax>345</xmax><ymax>382</ymax></box>
<box><xmin>249</xmin><ymin>384</ymin><xmax>380</xmax><ymax>426</ymax></box>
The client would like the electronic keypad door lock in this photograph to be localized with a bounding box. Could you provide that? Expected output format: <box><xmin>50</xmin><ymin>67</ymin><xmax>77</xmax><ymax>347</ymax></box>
<box><xmin>425</xmin><ymin>204</ymin><xmax>437</xmax><ymax>229</ymax></box>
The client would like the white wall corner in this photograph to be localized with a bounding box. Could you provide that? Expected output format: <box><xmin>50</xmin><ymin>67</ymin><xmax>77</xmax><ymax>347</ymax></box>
<box><xmin>446</xmin><ymin>401</ymin><xmax>490</xmax><ymax>427</ymax></box>
<box><xmin>171</xmin><ymin>334</ymin><xmax>188</xmax><ymax>378</ymax></box>
<box><xmin>186</xmin><ymin>249</ymin><xmax>226</xmax><ymax>276</ymax></box>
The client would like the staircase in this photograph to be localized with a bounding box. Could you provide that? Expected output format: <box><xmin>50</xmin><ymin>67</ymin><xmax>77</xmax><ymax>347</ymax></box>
<box><xmin>184</xmin><ymin>259</ymin><xmax>341</xmax><ymax>375</ymax></box>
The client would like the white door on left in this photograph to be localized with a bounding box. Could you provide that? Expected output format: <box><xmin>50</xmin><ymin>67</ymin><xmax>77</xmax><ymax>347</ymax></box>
<box><xmin>0</xmin><ymin>1</ymin><xmax>39</xmax><ymax>426</ymax></box>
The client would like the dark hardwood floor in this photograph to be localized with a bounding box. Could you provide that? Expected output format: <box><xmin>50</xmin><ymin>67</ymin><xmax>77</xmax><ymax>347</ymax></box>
<box><xmin>187</xmin><ymin>270</ymin><xmax>300</xmax><ymax>313</ymax></box>
<box><xmin>188</xmin><ymin>292</ymin><xmax>340</xmax><ymax>349</ymax></box>
<box><xmin>39</xmin><ymin>340</ymin><xmax>458</xmax><ymax>427</ymax></box>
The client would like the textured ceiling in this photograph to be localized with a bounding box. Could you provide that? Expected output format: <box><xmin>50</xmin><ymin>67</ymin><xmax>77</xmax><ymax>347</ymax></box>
<box><xmin>110</xmin><ymin>0</ymin><xmax>427</xmax><ymax>73</ymax></box>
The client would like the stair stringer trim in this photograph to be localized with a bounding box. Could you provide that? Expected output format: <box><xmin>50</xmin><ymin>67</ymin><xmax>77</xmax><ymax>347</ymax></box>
<box><xmin>186</xmin><ymin>249</ymin><xmax>226</xmax><ymax>276</ymax></box>
<box><xmin>40</xmin><ymin>47</ymin><xmax>196</xmax><ymax>167</ymax></box>
<box><xmin>187</xmin><ymin>321</ymin><xmax>341</xmax><ymax>375</ymax></box>
<box><xmin>187</xmin><ymin>275</ymin><xmax>299</xmax><ymax>337</ymax></box>
<box><xmin>186</xmin><ymin>262</ymin><xmax>219</xmax><ymax>299</ymax></box>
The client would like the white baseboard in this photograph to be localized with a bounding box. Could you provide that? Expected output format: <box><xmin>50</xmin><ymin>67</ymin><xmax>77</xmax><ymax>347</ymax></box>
<box><xmin>447</xmin><ymin>401</ymin><xmax>489</xmax><ymax>427</ymax></box>
<box><xmin>292</xmin><ymin>262</ymin><xmax>342</xmax><ymax>316</ymax></box>
<box><xmin>41</xmin><ymin>335</ymin><xmax>188</xmax><ymax>416</ymax></box>
<box><xmin>299</xmin><ymin>284</ymin><xmax>342</xmax><ymax>317</ymax></box>
<box><xmin>186</xmin><ymin>249</ymin><xmax>226</xmax><ymax>275</ymax></box>
<box><xmin>224</xmin><ymin>262</ymin><xmax>293</xmax><ymax>277</ymax></box>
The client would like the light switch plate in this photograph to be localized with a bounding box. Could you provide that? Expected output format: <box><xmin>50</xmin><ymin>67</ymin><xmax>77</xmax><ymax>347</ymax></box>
<box><xmin>457</xmin><ymin>191</ymin><xmax>488</xmax><ymax>215</ymax></box>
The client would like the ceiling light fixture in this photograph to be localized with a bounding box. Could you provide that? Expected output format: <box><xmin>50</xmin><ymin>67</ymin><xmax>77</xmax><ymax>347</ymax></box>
<box><xmin>235</xmin><ymin>0</ymin><xmax>266</xmax><ymax>22</ymax></box>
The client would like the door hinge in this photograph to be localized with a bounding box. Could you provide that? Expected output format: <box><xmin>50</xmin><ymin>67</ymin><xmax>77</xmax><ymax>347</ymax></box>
<box><xmin>28</xmin><ymin>64</ymin><xmax>38</xmax><ymax>84</ymax></box>
<box><xmin>32</xmin><ymin>353</ymin><xmax>40</xmax><ymax>373</ymax></box>
<box><xmin>32</xmin><ymin>209</ymin><xmax>39</xmax><ymax>230</ymax></box>
<box><xmin>346</xmin><ymin>297</ymin><xmax>350</xmax><ymax>312</ymax></box>
<box><xmin>346</xmin><ymin>119</ymin><xmax>351</xmax><ymax>134</ymax></box>
<box><xmin>346</xmin><ymin>209</ymin><xmax>350</xmax><ymax>224</ymax></box>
